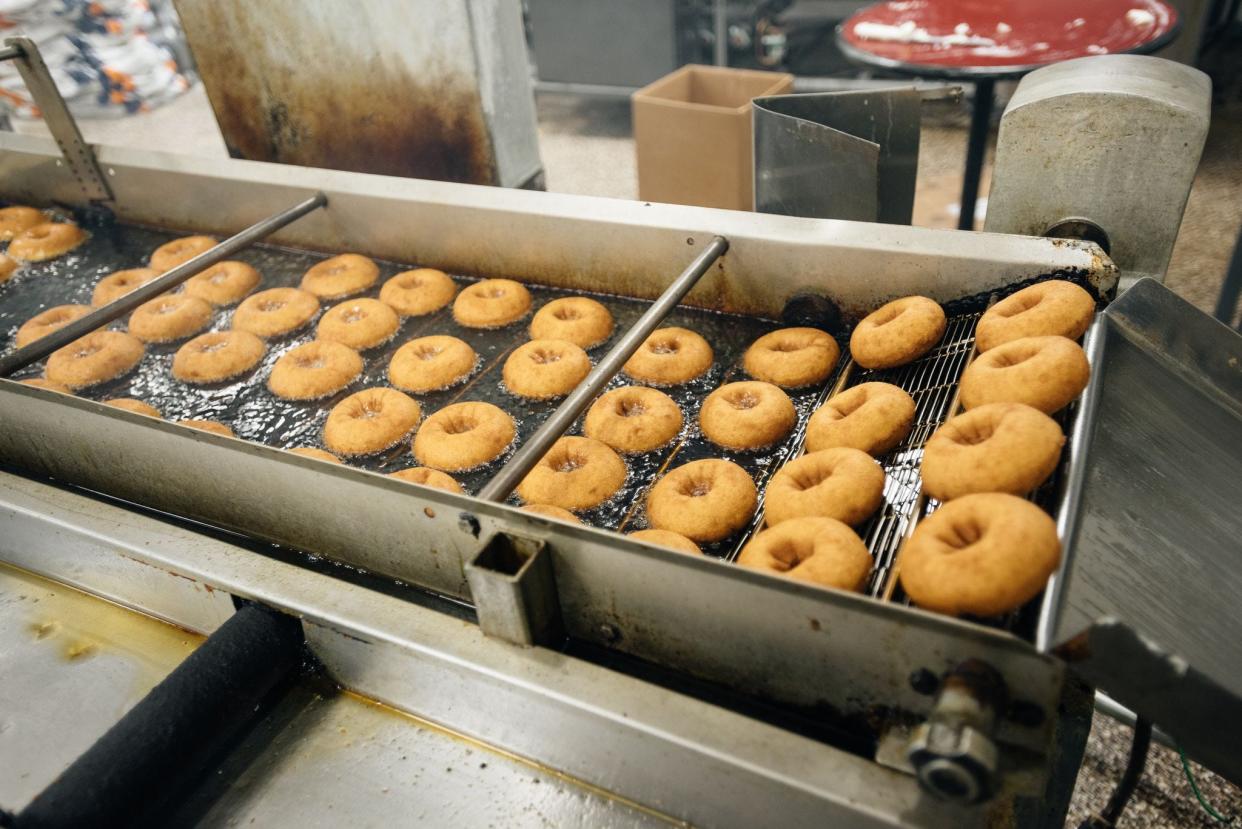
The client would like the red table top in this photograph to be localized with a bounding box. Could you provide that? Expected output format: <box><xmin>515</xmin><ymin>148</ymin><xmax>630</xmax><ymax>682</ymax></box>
<box><xmin>839</xmin><ymin>0</ymin><xmax>1179</xmax><ymax>77</ymax></box>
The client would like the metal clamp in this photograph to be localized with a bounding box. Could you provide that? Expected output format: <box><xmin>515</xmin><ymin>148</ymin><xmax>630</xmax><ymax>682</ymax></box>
<box><xmin>2</xmin><ymin>37</ymin><xmax>113</xmax><ymax>203</ymax></box>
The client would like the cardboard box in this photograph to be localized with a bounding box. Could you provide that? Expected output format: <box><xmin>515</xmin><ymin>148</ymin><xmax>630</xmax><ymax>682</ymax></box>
<box><xmin>632</xmin><ymin>65</ymin><xmax>794</xmax><ymax>211</ymax></box>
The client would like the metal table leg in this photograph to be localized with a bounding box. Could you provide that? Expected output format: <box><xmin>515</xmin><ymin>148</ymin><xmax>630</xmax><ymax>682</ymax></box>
<box><xmin>958</xmin><ymin>77</ymin><xmax>995</xmax><ymax>231</ymax></box>
<box><xmin>1214</xmin><ymin>224</ymin><xmax>1242</xmax><ymax>328</ymax></box>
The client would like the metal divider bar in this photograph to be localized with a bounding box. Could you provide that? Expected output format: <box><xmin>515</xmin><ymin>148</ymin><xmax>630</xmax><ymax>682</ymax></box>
<box><xmin>2</xmin><ymin>36</ymin><xmax>112</xmax><ymax>202</ymax></box>
<box><xmin>0</xmin><ymin>191</ymin><xmax>328</xmax><ymax>377</ymax></box>
<box><xmin>476</xmin><ymin>235</ymin><xmax>729</xmax><ymax>502</ymax></box>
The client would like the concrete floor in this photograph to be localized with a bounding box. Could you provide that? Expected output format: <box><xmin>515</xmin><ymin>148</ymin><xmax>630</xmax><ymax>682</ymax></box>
<box><xmin>9</xmin><ymin>65</ymin><xmax>1242</xmax><ymax>827</ymax></box>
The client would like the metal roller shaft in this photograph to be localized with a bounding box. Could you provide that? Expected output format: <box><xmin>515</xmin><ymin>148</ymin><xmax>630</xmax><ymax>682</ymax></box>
<box><xmin>477</xmin><ymin>235</ymin><xmax>729</xmax><ymax>502</ymax></box>
<box><xmin>0</xmin><ymin>191</ymin><xmax>328</xmax><ymax>377</ymax></box>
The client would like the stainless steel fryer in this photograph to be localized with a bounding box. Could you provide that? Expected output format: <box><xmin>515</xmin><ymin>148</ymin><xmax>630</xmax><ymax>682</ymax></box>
<box><xmin>1</xmin><ymin>49</ymin><xmax>1236</xmax><ymax>829</ymax></box>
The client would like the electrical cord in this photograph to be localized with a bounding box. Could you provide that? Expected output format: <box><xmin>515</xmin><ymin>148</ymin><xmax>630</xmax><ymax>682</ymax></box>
<box><xmin>1079</xmin><ymin>718</ymin><xmax>1152</xmax><ymax>829</ymax></box>
<box><xmin>1179</xmin><ymin>745</ymin><xmax>1235</xmax><ymax>824</ymax></box>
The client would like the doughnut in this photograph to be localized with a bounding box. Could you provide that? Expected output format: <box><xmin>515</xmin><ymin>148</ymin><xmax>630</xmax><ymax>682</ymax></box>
<box><xmin>738</xmin><ymin>517</ymin><xmax>872</xmax><ymax>591</ymax></box>
<box><xmin>183</xmin><ymin>261</ymin><xmax>261</xmax><ymax>306</ymax></box>
<box><xmin>627</xmin><ymin>529</ymin><xmax>700</xmax><ymax>555</ymax></box>
<box><xmin>743</xmin><ymin>327</ymin><xmax>840</xmax><ymax>388</ymax></box>
<box><xmin>583</xmin><ymin>386</ymin><xmax>682</xmax><ymax>454</ymax></box>
<box><xmin>453</xmin><ymin>279</ymin><xmax>532</xmax><ymax>329</ymax></box>
<box><xmin>413</xmin><ymin>402</ymin><xmax>515</xmax><ymax>471</ymax></box>
<box><xmin>380</xmin><ymin>268</ymin><xmax>457</xmax><ymax>316</ymax></box>
<box><xmin>300</xmin><ymin>253</ymin><xmax>379</xmax><ymax>299</ymax></box>
<box><xmin>387</xmin><ymin>467</ymin><xmax>463</xmax><ymax>493</ymax></box>
<box><xmin>15</xmin><ymin>305</ymin><xmax>91</xmax><ymax>348</ymax></box>
<box><xmin>172</xmin><ymin>330</ymin><xmax>265</xmax><ymax>384</ymax></box>
<box><xmin>176</xmin><ymin>419</ymin><xmax>234</xmax><ymax>437</ymax></box>
<box><xmin>104</xmin><ymin>398</ymin><xmax>161</xmax><ymax>418</ymax></box>
<box><xmin>977</xmin><ymin>281</ymin><xmax>1095</xmax><ymax>352</ymax></box>
<box><xmin>530</xmin><ymin>297</ymin><xmax>614</xmax><ymax>349</ymax></box>
<box><xmin>515</xmin><ymin>436</ymin><xmax>626</xmax><ymax>511</ymax></box>
<box><xmin>805</xmin><ymin>382</ymin><xmax>916</xmax><ymax>456</ymax></box>
<box><xmin>316</xmin><ymin>298</ymin><xmax>399</xmax><ymax>351</ymax></box>
<box><xmin>764</xmin><ymin>448</ymin><xmax>885</xmax><ymax>526</ymax></box>
<box><xmin>520</xmin><ymin>503</ymin><xmax>581</xmax><ymax>523</ymax></box>
<box><xmin>93</xmin><ymin>268</ymin><xmax>161</xmax><ymax>307</ymax></box>
<box><xmin>324</xmin><ymin>388</ymin><xmax>422</xmax><ymax>456</ymax></box>
<box><xmin>232</xmin><ymin>288</ymin><xmax>319</xmax><ymax>338</ymax></box>
<box><xmin>388</xmin><ymin>335</ymin><xmax>477</xmax><ymax>393</ymax></box>
<box><xmin>959</xmin><ymin>335</ymin><xmax>1090</xmax><ymax>415</ymax></box>
<box><xmin>20</xmin><ymin>378</ymin><xmax>70</xmax><ymax>393</ymax></box>
<box><xmin>9</xmin><ymin>222</ymin><xmax>86</xmax><ymax>262</ymax></box>
<box><xmin>698</xmin><ymin>381</ymin><xmax>796</xmax><ymax>451</ymax></box>
<box><xmin>0</xmin><ymin>206</ymin><xmax>44</xmax><ymax>240</ymax></box>
<box><xmin>623</xmin><ymin>327</ymin><xmax>713</xmax><ymax>387</ymax></box>
<box><xmin>503</xmin><ymin>339</ymin><xmax>591</xmax><ymax>399</ymax></box>
<box><xmin>288</xmin><ymin>447</ymin><xmax>341</xmax><ymax>464</ymax></box>
<box><xmin>646</xmin><ymin>458</ymin><xmax>756</xmax><ymax>543</ymax></box>
<box><xmin>850</xmin><ymin>296</ymin><xmax>946</xmax><ymax>369</ymax></box>
<box><xmin>921</xmin><ymin>403</ymin><xmax>1064</xmax><ymax>501</ymax></box>
<box><xmin>267</xmin><ymin>340</ymin><xmax>363</xmax><ymax>400</ymax></box>
<box><xmin>898</xmin><ymin>493</ymin><xmax>1060</xmax><ymax>616</ymax></box>
<box><xmin>44</xmin><ymin>330</ymin><xmax>144</xmax><ymax>390</ymax></box>
<box><xmin>127</xmin><ymin>293</ymin><xmax>212</xmax><ymax>343</ymax></box>
<box><xmin>150</xmin><ymin>235</ymin><xmax>217</xmax><ymax>271</ymax></box>
<box><xmin>0</xmin><ymin>254</ymin><xmax>15</xmax><ymax>283</ymax></box>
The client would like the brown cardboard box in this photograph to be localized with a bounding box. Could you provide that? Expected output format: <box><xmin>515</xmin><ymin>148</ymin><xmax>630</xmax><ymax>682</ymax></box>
<box><xmin>632</xmin><ymin>65</ymin><xmax>794</xmax><ymax>211</ymax></box>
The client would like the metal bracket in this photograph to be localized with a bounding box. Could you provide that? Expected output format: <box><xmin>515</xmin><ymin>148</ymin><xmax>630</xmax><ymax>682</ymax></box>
<box><xmin>464</xmin><ymin>532</ymin><xmax>563</xmax><ymax>647</ymax></box>
<box><xmin>1</xmin><ymin>36</ymin><xmax>114</xmax><ymax>203</ymax></box>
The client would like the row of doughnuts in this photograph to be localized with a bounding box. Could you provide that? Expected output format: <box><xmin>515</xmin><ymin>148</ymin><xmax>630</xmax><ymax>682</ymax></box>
<box><xmin>0</xmin><ymin>206</ymin><xmax>87</xmax><ymax>284</ymax></box>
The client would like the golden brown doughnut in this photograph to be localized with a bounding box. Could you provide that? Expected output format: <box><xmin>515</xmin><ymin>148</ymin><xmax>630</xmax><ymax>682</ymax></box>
<box><xmin>388</xmin><ymin>467</ymin><xmax>463</xmax><ymax>493</ymax></box>
<box><xmin>413</xmin><ymin>402</ymin><xmax>515</xmax><ymax>471</ymax></box>
<box><xmin>898</xmin><ymin>493</ymin><xmax>1060</xmax><ymax>616</ymax></box>
<box><xmin>388</xmin><ymin>335</ymin><xmax>478</xmax><ymax>393</ymax></box>
<box><xmin>8</xmin><ymin>222</ymin><xmax>86</xmax><ymax>262</ymax></box>
<box><xmin>959</xmin><ymin>335</ymin><xmax>1089</xmax><ymax>415</ymax></box>
<box><xmin>20</xmin><ymin>378</ymin><xmax>70</xmax><ymax>393</ymax></box>
<box><xmin>324</xmin><ymin>388</ymin><xmax>422</xmax><ymax>456</ymax></box>
<box><xmin>623</xmin><ymin>327</ymin><xmax>713</xmax><ymax>387</ymax></box>
<box><xmin>380</xmin><ymin>268</ymin><xmax>458</xmax><ymax>316</ymax></box>
<box><xmin>45</xmin><ymin>331</ymin><xmax>144</xmax><ymax>390</ymax></box>
<box><xmin>176</xmin><ymin>419</ymin><xmax>234</xmax><ymax>437</ymax></box>
<box><xmin>183</xmin><ymin>261</ymin><xmax>261</xmax><ymax>306</ymax></box>
<box><xmin>922</xmin><ymin>403</ymin><xmax>1064</xmax><ymax>501</ymax></box>
<box><xmin>850</xmin><ymin>296</ymin><xmax>946</xmax><ymax>369</ymax></box>
<box><xmin>316</xmin><ymin>298</ymin><xmax>399</xmax><ymax>351</ymax></box>
<box><xmin>92</xmin><ymin>268</ymin><xmax>161</xmax><ymax>307</ymax></box>
<box><xmin>288</xmin><ymin>447</ymin><xmax>342</xmax><ymax>464</ymax></box>
<box><xmin>764</xmin><ymin>448</ymin><xmax>885</xmax><ymax>526</ymax></box>
<box><xmin>15</xmin><ymin>305</ymin><xmax>91</xmax><ymax>348</ymax></box>
<box><xmin>127</xmin><ymin>294</ymin><xmax>213</xmax><ymax>343</ymax></box>
<box><xmin>805</xmin><ymin>382</ymin><xmax>916</xmax><ymax>456</ymax></box>
<box><xmin>584</xmin><ymin>386</ymin><xmax>683</xmax><ymax>454</ymax></box>
<box><xmin>515</xmin><ymin>436</ymin><xmax>626</xmax><ymax>511</ymax></box>
<box><xmin>530</xmin><ymin>297</ymin><xmax>615</xmax><ymax>349</ymax></box>
<box><xmin>699</xmin><ymin>381</ymin><xmax>796</xmax><ymax>450</ymax></box>
<box><xmin>267</xmin><ymin>340</ymin><xmax>363</xmax><ymax>400</ymax></box>
<box><xmin>104</xmin><ymin>398</ymin><xmax>161</xmax><ymax>418</ymax></box>
<box><xmin>503</xmin><ymin>339</ymin><xmax>591</xmax><ymax>399</ymax></box>
<box><xmin>738</xmin><ymin>517</ymin><xmax>872</xmax><ymax>590</ymax></box>
<box><xmin>520</xmin><ymin>503</ymin><xmax>582</xmax><ymax>523</ymax></box>
<box><xmin>172</xmin><ymin>330</ymin><xmax>265</xmax><ymax>384</ymax></box>
<box><xmin>0</xmin><ymin>253</ymin><xmax>16</xmax><ymax>283</ymax></box>
<box><xmin>627</xmin><ymin>529</ymin><xmax>701</xmax><ymax>555</ymax></box>
<box><xmin>976</xmin><ymin>281</ymin><xmax>1095</xmax><ymax>352</ymax></box>
<box><xmin>452</xmin><ymin>278</ymin><xmax>532</xmax><ymax>328</ymax></box>
<box><xmin>646</xmin><ymin>458</ymin><xmax>756</xmax><ymax>543</ymax></box>
<box><xmin>150</xmin><ymin>236</ymin><xmax>217</xmax><ymax>271</ymax></box>
<box><xmin>300</xmin><ymin>254</ymin><xmax>380</xmax><ymax>299</ymax></box>
<box><xmin>0</xmin><ymin>206</ymin><xmax>44</xmax><ymax>240</ymax></box>
<box><xmin>232</xmin><ymin>288</ymin><xmax>319</xmax><ymax>338</ymax></box>
<box><xmin>743</xmin><ymin>327</ymin><xmax>840</xmax><ymax>388</ymax></box>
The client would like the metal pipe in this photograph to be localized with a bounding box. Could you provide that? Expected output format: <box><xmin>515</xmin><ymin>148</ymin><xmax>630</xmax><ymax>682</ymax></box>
<box><xmin>478</xmin><ymin>236</ymin><xmax>729</xmax><ymax>502</ymax></box>
<box><xmin>0</xmin><ymin>44</ymin><xmax>22</xmax><ymax>61</ymax></box>
<box><xmin>1093</xmin><ymin>691</ymin><xmax>1174</xmax><ymax>749</ymax></box>
<box><xmin>713</xmin><ymin>0</ymin><xmax>728</xmax><ymax>67</ymax></box>
<box><xmin>0</xmin><ymin>191</ymin><xmax>327</xmax><ymax>377</ymax></box>
<box><xmin>957</xmin><ymin>78</ymin><xmax>994</xmax><ymax>231</ymax></box>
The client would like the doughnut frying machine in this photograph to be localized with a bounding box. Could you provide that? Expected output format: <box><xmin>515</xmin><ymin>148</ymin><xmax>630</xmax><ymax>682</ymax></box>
<box><xmin>1</xmin><ymin>42</ymin><xmax>1239</xmax><ymax>828</ymax></box>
